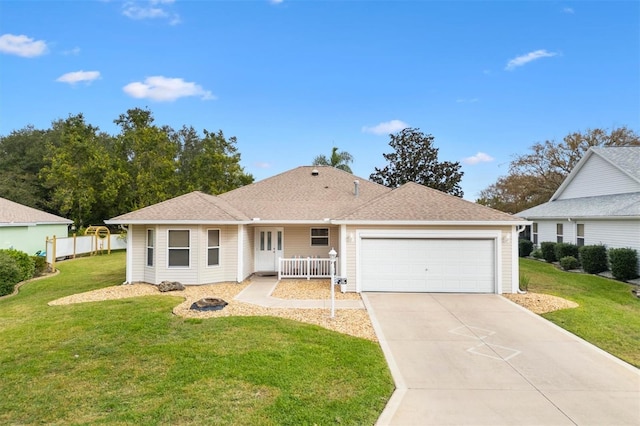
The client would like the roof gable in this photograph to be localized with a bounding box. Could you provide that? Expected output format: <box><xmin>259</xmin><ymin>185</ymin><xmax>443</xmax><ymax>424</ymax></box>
<box><xmin>552</xmin><ymin>146</ymin><xmax>640</xmax><ymax>201</ymax></box>
<box><xmin>340</xmin><ymin>182</ymin><xmax>522</xmax><ymax>222</ymax></box>
<box><xmin>0</xmin><ymin>197</ymin><xmax>72</xmax><ymax>225</ymax></box>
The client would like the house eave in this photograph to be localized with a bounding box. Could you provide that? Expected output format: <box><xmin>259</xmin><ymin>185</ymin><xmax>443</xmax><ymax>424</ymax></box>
<box><xmin>0</xmin><ymin>220</ymin><xmax>72</xmax><ymax>227</ymax></box>
<box><xmin>517</xmin><ymin>215</ymin><xmax>639</xmax><ymax>221</ymax></box>
<box><xmin>331</xmin><ymin>220</ymin><xmax>530</xmax><ymax>226</ymax></box>
<box><xmin>104</xmin><ymin>219</ymin><xmax>249</xmax><ymax>226</ymax></box>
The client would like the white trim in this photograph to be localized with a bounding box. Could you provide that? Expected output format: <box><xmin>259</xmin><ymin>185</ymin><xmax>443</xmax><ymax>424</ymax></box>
<box><xmin>355</xmin><ymin>229</ymin><xmax>501</xmax><ymax>294</ymax></box>
<box><xmin>333</xmin><ymin>220</ymin><xmax>528</xmax><ymax>226</ymax></box>
<box><xmin>145</xmin><ymin>228</ymin><xmax>154</xmax><ymax>268</ymax></box>
<box><xmin>310</xmin><ymin>227</ymin><xmax>330</xmax><ymax>247</ymax></box>
<box><xmin>126</xmin><ymin>225</ymin><xmax>133</xmax><ymax>284</ymax></box>
<box><xmin>205</xmin><ymin>228</ymin><xmax>221</xmax><ymax>268</ymax></box>
<box><xmin>106</xmin><ymin>219</ymin><xmax>530</xmax><ymax>227</ymax></box>
<box><xmin>339</xmin><ymin>224</ymin><xmax>347</xmax><ymax>277</ymax></box>
<box><xmin>511</xmin><ymin>227</ymin><xmax>518</xmax><ymax>293</ymax></box>
<box><xmin>236</xmin><ymin>225</ymin><xmax>243</xmax><ymax>282</ymax></box>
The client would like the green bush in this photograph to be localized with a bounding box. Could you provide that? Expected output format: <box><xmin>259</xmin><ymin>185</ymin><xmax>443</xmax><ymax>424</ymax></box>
<box><xmin>518</xmin><ymin>239</ymin><xmax>534</xmax><ymax>257</ymax></box>
<box><xmin>32</xmin><ymin>255</ymin><xmax>48</xmax><ymax>276</ymax></box>
<box><xmin>559</xmin><ymin>256</ymin><xmax>580</xmax><ymax>271</ymax></box>
<box><xmin>579</xmin><ymin>245</ymin><xmax>608</xmax><ymax>274</ymax></box>
<box><xmin>0</xmin><ymin>252</ymin><xmax>22</xmax><ymax>297</ymax></box>
<box><xmin>531</xmin><ymin>249</ymin><xmax>543</xmax><ymax>260</ymax></box>
<box><xmin>0</xmin><ymin>249</ymin><xmax>35</xmax><ymax>282</ymax></box>
<box><xmin>608</xmin><ymin>248</ymin><xmax>639</xmax><ymax>281</ymax></box>
<box><xmin>519</xmin><ymin>273</ymin><xmax>530</xmax><ymax>292</ymax></box>
<box><xmin>555</xmin><ymin>243</ymin><xmax>579</xmax><ymax>263</ymax></box>
<box><xmin>540</xmin><ymin>242</ymin><xmax>557</xmax><ymax>263</ymax></box>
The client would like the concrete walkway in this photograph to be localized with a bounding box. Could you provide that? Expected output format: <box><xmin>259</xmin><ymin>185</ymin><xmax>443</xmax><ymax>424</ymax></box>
<box><xmin>234</xmin><ymin>275</ymin><xmax>364</xmax><ymax>309</ymax></box>
<box><xmin>364</xmin><ymin>293</ymin><xmax>640</xmax><ymax>426</ymax></box>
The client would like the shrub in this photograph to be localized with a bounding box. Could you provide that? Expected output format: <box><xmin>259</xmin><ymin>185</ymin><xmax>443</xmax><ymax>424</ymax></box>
<box><xmin>531</xmin><ymin>249</ymin><xmax>543</xmax><ymax>260</ymax></box>
<box><xmin>0</xmin><ymin>249</ymin><xmax>35</xmax><ymax>282</ymax></box>
<box><xmin>555</xmin><ymin>243</ymin><xmax>579</xmax><ymax>263</ymax></box>
<box><xmin>540</xmin><ymin>242</ymin><xmax>557</xmax><ymax>263</ymax></box>
<box><xmin>579</xmin><ymin>245</ymin><xmax>608</xmax><ymax>274</ymax></box>
<box><xmin>0</xmin><ymin>252</ymin><xmax>21</xmax><ymax>297</ymax></box>
<box><xmin>518</xmin><ymin>239</ymin><xmax>534</xmax><ymax>258</ymax></box>
<box><xmin>559</xmin><ymin>256</ymin><xmax>580</xmax><ymax>271</ymax></box>
<box><xmin>519</xmin><ymin>273</ymin><xmax>530</xmax><ymax>292</ymax></box>
<box><xmin>32</xmin><ymin>255</ymin><xmax>48</xmax><ymax>276</ymax></box>
<box><xmin>608</xmin><ymin>248</ymin><xmax>639</xmax><ymax>281</ymax></box>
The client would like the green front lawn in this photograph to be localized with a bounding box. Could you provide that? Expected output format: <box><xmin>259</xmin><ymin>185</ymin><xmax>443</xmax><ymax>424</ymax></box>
<box><xmin>520</xmin><ymin>258</ymin><xmax>640</xmax><ymax>367</ymax></box>
<box><xmin>0</xmin><ymin>252</ymin><xmax>394</xmax><ymax>425</ymax></box>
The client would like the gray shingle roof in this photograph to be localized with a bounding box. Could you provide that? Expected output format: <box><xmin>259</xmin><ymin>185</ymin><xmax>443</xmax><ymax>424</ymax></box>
<box><xmin>0</xmin><ymin>197</ymin><xmax>72</xmax><ymax>225</ymax></box>
<box><xmin>108</xmin><ymin>166</ymin><xmax>525</xmax><ymax>224</ymax></box>
<box><xmin>516</xmin><ymin>192</ymin><xmax>640</xmax><ymax>219</ymax></box>
<box><xmin>339</xmin><ymin>182</ymin><xmax>522</xmax><ymax>222</ymax></box>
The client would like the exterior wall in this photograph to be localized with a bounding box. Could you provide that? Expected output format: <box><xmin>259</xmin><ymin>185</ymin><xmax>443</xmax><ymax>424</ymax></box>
<box><xmin>240</xmin><ymin>225</ymin><xmax>254</xmax><ymax>281</ymax></box>
<box><xmin>133</xmin><ymin>224</ymin><xmax>239</xmax><ymax>285</ymax></box>
<box><xmin>343</xmin><ymin>225</ymin><xmax>515</xmax><ymax>294</ymax></box>
<box><xmin>556</xmin><ymin>154</ymin><xmax>639</xmax><ymax>200</ymax></box>
<box><xmin>0</xmin><ymin>224</ymin><xmax>68</xmax><ymax>255</ymax></box>
<box><xmin>533</xmin><ymin>219</ymin><xmax>640</xmax><ymax>268</ymax></box>
<box><xmin>277</xmin><ymin>225</ymin><xmax>340</xmax><ymax>258</ymax></box>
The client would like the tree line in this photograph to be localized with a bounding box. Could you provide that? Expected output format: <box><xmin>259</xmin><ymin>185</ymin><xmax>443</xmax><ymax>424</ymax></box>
<box><xmin>0</xmin><ymin>108</ymin><xmax>253</xmax><ymax>228</ymax></box>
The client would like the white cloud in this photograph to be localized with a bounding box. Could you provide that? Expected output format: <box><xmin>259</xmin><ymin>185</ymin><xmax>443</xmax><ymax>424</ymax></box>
<box><xmin>254</xmin><ymin>162</ymin><xmax>272</xmax><ymax>169</ymax></box>
<box><xmin>505</xmin><ymin>49</ymin><xmax>558</xmax><ymax>71</ymax></box>
<box><xmin>462</xmin><ymin>152</ymin><xmax>494</xmax><ymax>165</ymax></box>
<box><xmin>122</xmin><ymin>0</ymin><xmax>181</xmax><ymax>25</ymax></box>
<box><xmin>456</xmin><ymin>98</ymin><xmax>479</xmax><ymax>104</ymax></box>
<box><xmin>0</xmin><ymin>34</ymin><xmax>48</xmax><ymax>57</ymax></box>
<box><xmin>362</xmin><ymin>119</ymin><xmax>409</xmax><ymax>135</ymax></box>
<box><xmin>270</xmin><ymin>0</ymin><xmax>284</xmax><ymax>4</ymax></box>
<box><xmin>563</xmin><ymin>7</ymin><xmax>575</xmax><ymax>14</ymax></box>
<box><xmin>62</xmin><ymin>47</ymin><xmax>81</xmax><ymax>56</ymax></box>
<box><xmin>123</xmin><ymin>76</ymin><xmax>215</xmax><ymax>101</ymax></box>
<box><xmin>56</xmin><ymin>70</ymin><xmax>101</xmax><ymax>85</ymax></box>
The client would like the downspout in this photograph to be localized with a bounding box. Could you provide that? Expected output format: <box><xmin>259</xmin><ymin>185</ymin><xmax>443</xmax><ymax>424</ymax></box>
<box><xmin>515</xmin><ymin>225</ymin><xmax>527</xmax><ymax>294</ymax></box>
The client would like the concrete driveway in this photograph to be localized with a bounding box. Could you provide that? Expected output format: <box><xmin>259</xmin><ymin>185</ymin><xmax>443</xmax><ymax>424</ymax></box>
<box><xmin>363</xmin><ymin>293</ymin><xmax>640</xmax><ymax>425</ymax></box>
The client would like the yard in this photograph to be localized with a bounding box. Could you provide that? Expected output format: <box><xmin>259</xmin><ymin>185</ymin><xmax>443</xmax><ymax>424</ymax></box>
<box><xmin>0</xmin><ymin>252</ymin><xmax>394</xmax><ymax>425</ymax></box>
<box><xmin>519</xmin><ymin>258</ymin><xmax>640</xmax><ymax>368</ymax></box>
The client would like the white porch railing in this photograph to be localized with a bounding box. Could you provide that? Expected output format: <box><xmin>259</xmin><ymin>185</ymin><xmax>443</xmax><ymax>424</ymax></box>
<box><xmin>278</xmin><ymin>257</ymin><xmax>338</xmax><ymax>280</ymax></box>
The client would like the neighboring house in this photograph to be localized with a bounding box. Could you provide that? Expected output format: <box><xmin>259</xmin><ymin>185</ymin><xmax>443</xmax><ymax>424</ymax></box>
<box><xmin>517</xmin><ymin>146</ymin><xmax>640</xmax><ymax>267</ymax></box>
<box><xmin>106</xmin><ymin>166</ymin><xmax>527</xmax><ymax>294</ymax></box>
<box><xmin>0</xmin><ymin>197</ymin><xmax>73</xmax><ymax>255</ymax></box>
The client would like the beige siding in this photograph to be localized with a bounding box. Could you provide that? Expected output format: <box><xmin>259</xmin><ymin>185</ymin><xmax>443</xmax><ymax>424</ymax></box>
<box><xmin>241</xmin><ymin>225</ymin><xmax>254</xmax><ymax>281</ymax></box>
<box><xmin>280</xmin><ymin>225</ymin><xmax>340</xmax><ymax>258</ymax></box>
<box><xmin>196</xmin><ymin>225</ymin><xmax>239</xmax><ymax>284</ymax></box>
<box><xmin>344</xmin><ymin>225</ymin><xmax>515</xmax><ymax>294</ymax></box>
<box><xmin>557</xmin><ymin>154</ymin><xmax>639</xmax><ymax>200</ymax></box>
<box><xmin>130</xmin><ymin>225</ymin><xmax>147</xmax><ymax>283</ymax></box>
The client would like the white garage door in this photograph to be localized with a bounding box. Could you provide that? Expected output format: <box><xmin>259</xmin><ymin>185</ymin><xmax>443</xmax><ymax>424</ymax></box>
<box><xmin>361</xmin><ymin>238</ymin><xmax>495</xmax><ymax>293</ymax></box>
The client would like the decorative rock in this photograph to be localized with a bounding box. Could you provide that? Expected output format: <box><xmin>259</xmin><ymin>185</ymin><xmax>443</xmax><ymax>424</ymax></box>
<box><xmin>190</xmin><ymin>297</ymin><xmax>228</xmax><ymax>311</ymax></box>
<box><xmin>158</xmin><ymin>281</ymin><xmax>185</xmax><ymax>292</ymax></box>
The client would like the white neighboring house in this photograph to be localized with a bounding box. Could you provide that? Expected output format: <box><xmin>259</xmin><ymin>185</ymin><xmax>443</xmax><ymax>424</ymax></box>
<box><xmin>0</xmin><ymin>197</ymin><xmax>72</xmax><ymax>255</ymax></box>
<box><xmin>516</xmin><ymin>146</ymin><xmax>640</xmax><ymax>267</ymax></box>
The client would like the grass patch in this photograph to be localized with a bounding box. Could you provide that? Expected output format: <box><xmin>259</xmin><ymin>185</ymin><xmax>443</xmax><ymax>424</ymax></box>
<box><xmin>0</xmin><ymin>252</ymin><xmax>393</xmax><ymax>425</ymax></box>
<box><xmin>520</xmin><ymin>258</ymin><xmax>640</xmax><ymax>367</ymax></box>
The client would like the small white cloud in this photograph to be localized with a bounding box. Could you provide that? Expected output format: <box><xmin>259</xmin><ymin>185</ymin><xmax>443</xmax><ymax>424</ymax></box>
<box><xmin>254</xmin><ymin>162</ymin><xmax>271</xmax><ymax>169</ymax></box>
<box><xmin>62</xmin><ymin>47</ymin><xmax>81</xmax><ymax>56</ymax></box>
<box><xmin>505</xmin><ymin>49</ymin><xmax>558</xmax><ymax>71</ymax></box>
<box><xmin>56</xmin><ymin>70</ymin><xmax>101</xmax><ymax>85</ymax></box>
<box><xmin>270</xmin><ymin>0</ymin><xmax>284</xmax><ymax>4</ymax></box>
<box><xmin>123</xmin><ymin>76</ymin><xmax>215</xmax><ymax>101</ymax></box>
<box><xmin>362</xmin><ymin>119</ymin><xmax>409</xmax><ymax>135</ymax></box>
<box><xmin>456</xmin><ymin>98</ymin><xmax>479</xmax><ymax>104</ymax></box>
<box><xmin>0</xmin><ymin>34</ymin><xmax>48</xmax><ymax>57</ymax></box>
<box><xmin>462</xmin><ymin>152</ymin><xmax>494</xmax><ymax>165</ymax></box>
<box><xmin>563</xmin><ymin>7</ymin><xmax>574</xmax><ymax>14</ymax></box>
<box><xmin>122</xmin><ymin>0</ymin><xmax>181</xmax><ymax>25</ymax></box>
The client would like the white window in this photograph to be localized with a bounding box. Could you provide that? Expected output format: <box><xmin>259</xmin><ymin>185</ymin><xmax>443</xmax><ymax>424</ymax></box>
<box><xmin>146</xmin><ymin>229</ymin><xmax>154</xmax><ymax>267</ymax></box>
<box><xmin>577</xmin><ymin>224</ymin><xmax>585</xmax><ymax>247</ymax></box>
<box><xmin>556</xmin><ymin>223</ymin><xmax>563</xmax><ymax>243</ymax></box>
<box><xmin>207</xmin><ymin>229</ymin><xmax>220</xmax><ymax>267</ymax></box>
<box><xmin>532</xmin><ymin>223</ymin><xmax>538</xmax><ymax>245</ymax></box>
<box><xmin>311</xmin><ymin>228</ymin><xmax>329</xmax><ymax>246</ymax></box>
<box><xmin>168</xmin><ymin>230</ymin><xmax>190</xmax><ymax>268</ymax></box>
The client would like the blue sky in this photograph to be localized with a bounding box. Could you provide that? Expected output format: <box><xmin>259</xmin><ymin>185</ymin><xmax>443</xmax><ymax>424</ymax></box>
<box><xmin>1</xmin><ymin>0</ymin><xmax>638</xmax><ymax>200</ymax></box>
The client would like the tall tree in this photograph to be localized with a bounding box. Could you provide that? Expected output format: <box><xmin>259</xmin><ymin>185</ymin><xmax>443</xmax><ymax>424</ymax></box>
<box><xmin>477</xmin><ymin>126</ymin><xmax>640</xmax><ymax>213</ymax></box>
<box><xmin>370</xmin><ymin>128</ymin><xmax>464</xmax><ymax>197</ymax></box>
<box><xmin>177</xmin><ymin>127</ymin><xmax>254</xmax><ymax>194</ymax></box>
<box><xmin>312</xmin><ymin>146</ymin><xmax>354</xmax><ymax>173</ymax></box>
<box><xmin>114</xmin><ymin>108</ymin><xmax>181</xmax><ymax>209</ymax></box>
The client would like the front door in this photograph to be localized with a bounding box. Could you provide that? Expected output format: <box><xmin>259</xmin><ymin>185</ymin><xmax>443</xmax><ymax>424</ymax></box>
<box><xmin>255</xmin><ymin>227</ymin><xmax>284</xmax><ymax>272</ymax></box>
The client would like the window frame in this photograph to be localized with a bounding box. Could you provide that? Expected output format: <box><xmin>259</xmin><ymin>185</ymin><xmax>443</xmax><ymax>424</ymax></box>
<box><xmin>310</xmin><ymin>227</ymin><xmax>330</xmax><ymax>247</ymax></box>
<box><xmin>556</xmin><ymin>223</ymin><xmax>563</xmax><ymax>243</ymax></box>
<box><xmin>576</xmin><ymin>223</ymin><xmax>585</xmax><ymax>247</ymax></box>
<box><xmin>146</xmin><ymin>228</ymin><xmax>154</xmax><ymax>267</ymax></box>
<box><xmin>207</xmin><ymin>228</ymin><xmax>220</xmax><ymax>268</ymax></box>
<box><xmin>167</xmin><ymin>229</ymin><xmax>191</xmax><ymax>268</ymax></box>
<box><xmin>532</xmin><ymin>223</ymin><xmax>538</xmax><ymax>246</ymax></box>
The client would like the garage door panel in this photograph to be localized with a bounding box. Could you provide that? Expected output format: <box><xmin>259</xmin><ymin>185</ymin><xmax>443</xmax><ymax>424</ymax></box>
<box><xmin>361</xmin><ymin>238</ymin><xmax>495</xmax><ymax>293</ymax></box>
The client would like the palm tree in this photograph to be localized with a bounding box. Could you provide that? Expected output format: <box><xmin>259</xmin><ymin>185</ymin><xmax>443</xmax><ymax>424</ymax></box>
<box><xmin>312</xmin><ymin>147</ymin><xmax>354</xmax><ymax>173</ymax></box>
